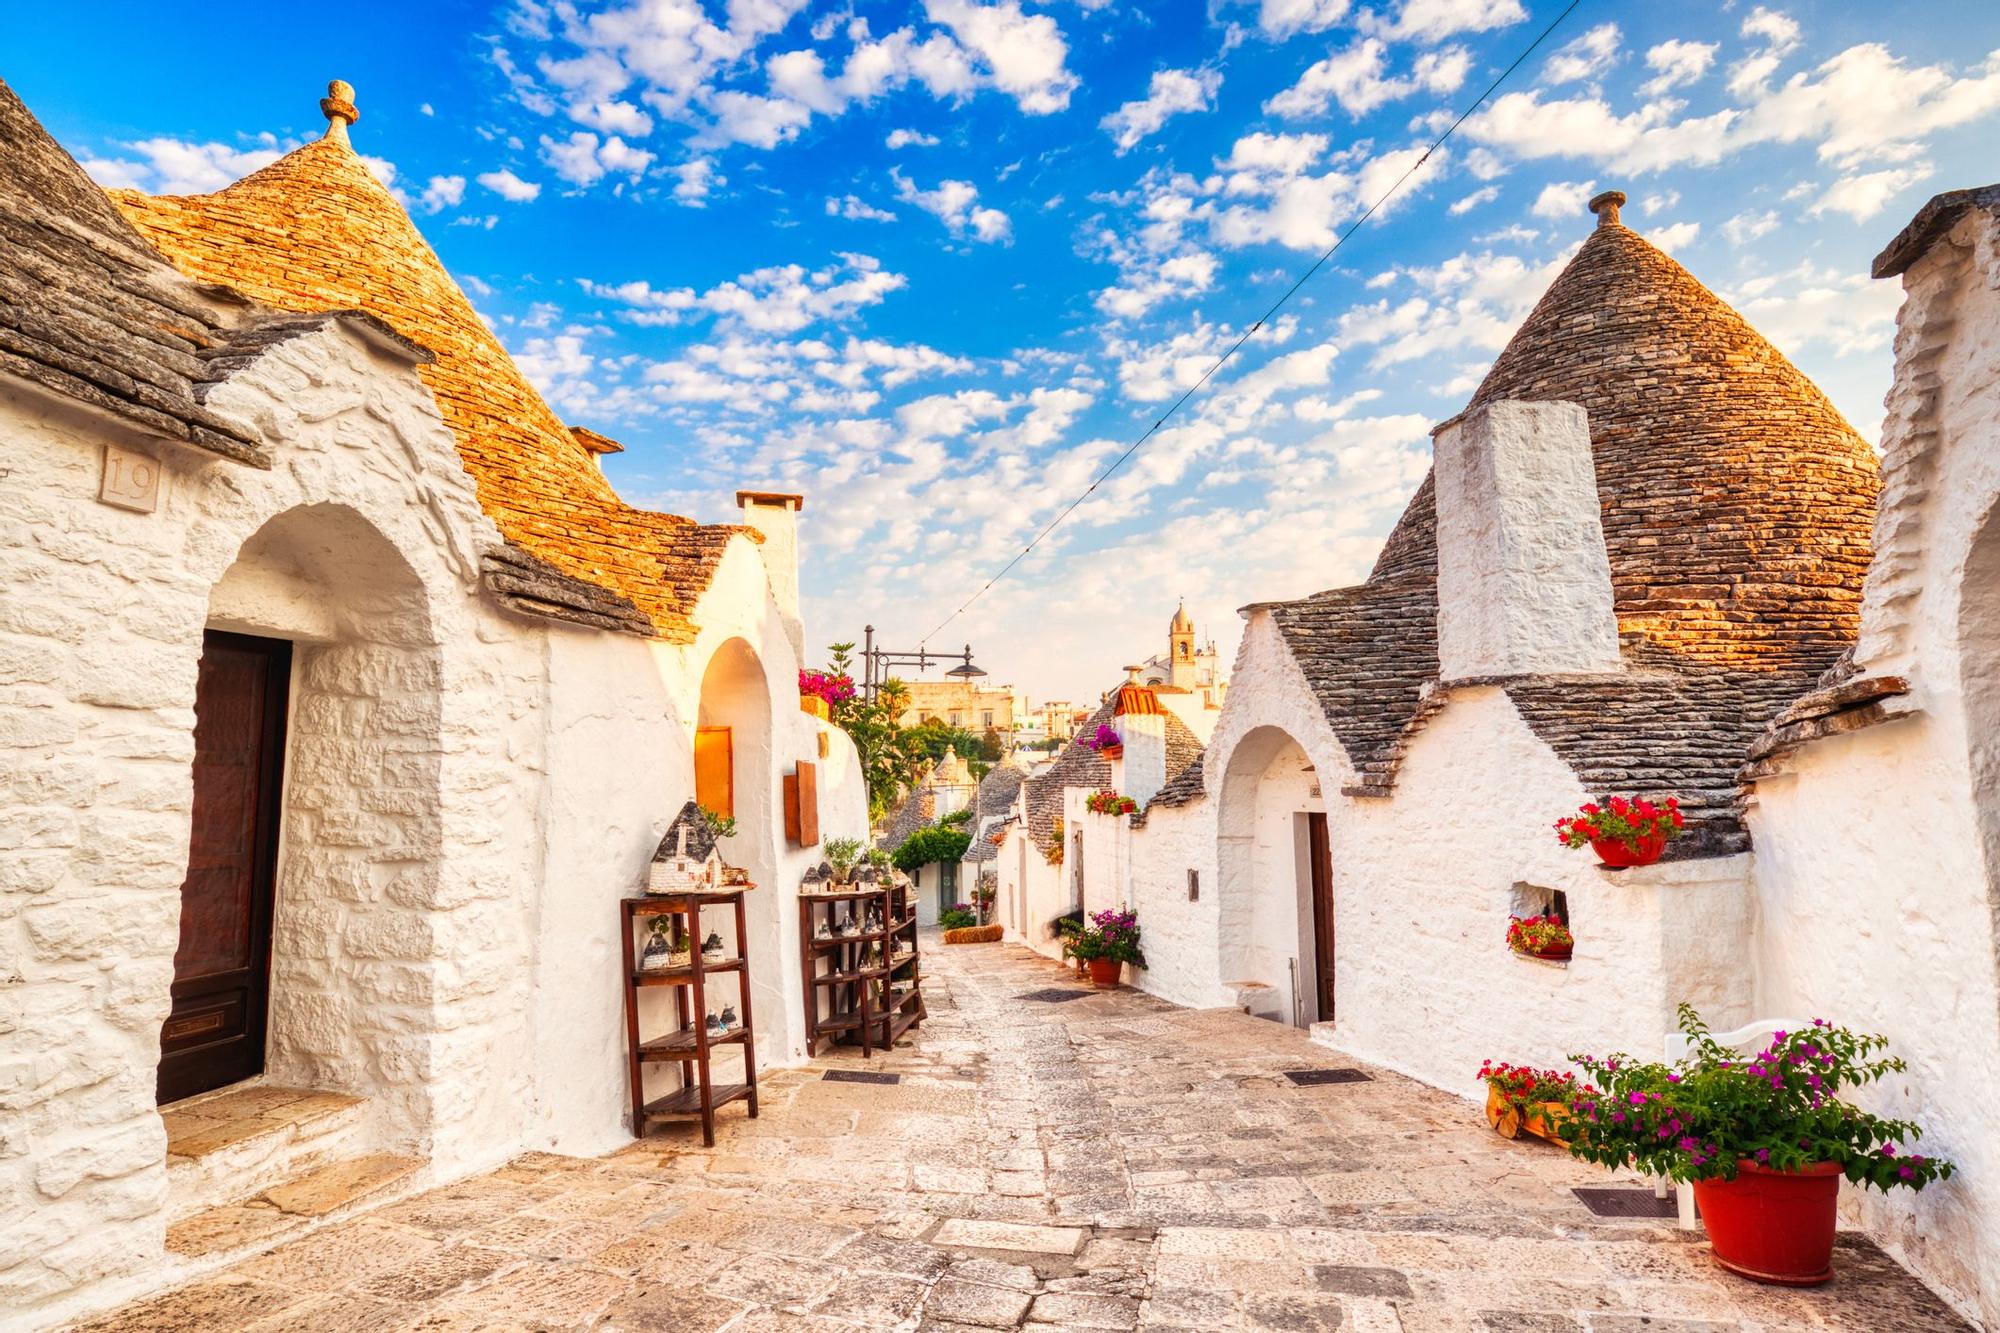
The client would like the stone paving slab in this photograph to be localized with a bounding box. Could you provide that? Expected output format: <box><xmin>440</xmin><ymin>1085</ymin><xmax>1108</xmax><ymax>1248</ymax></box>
<box><xmin>76</xmin><ymin>936</ymin><xmax>1973</xmax><ymax>1333</ymax></box>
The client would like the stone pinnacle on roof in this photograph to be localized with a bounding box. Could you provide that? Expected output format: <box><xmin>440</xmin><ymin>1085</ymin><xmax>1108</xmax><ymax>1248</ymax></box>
<box><xmin>319</xmin><ymin>80</ymin><xmax>358</xmax><ymax>142</ymax></box>
<box><xmin>1588</xmin><ymin>189</ymin><xmax>1626</xmax><ymax>228</ymax></box>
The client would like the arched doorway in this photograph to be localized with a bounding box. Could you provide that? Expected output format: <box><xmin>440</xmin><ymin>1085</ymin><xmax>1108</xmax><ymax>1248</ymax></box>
<box><xmin>179</xmin><ymin>504</ymin><xmax>444</xmax><ymax>1149</ymax></box>
<box><xmin>695</xmin><ymin>638</ymin><xmax>779</xmax><ymax>1050</ymax></box>
<box><xmin>1216</xmin><ymin>726</ymin><xmax>1332</xmax><ymax>1027</ymax></box>
<box><xmin>1958</xmin><ymin>501</ymin><xmax>2000</xmax><ymax>1005</ymax></box>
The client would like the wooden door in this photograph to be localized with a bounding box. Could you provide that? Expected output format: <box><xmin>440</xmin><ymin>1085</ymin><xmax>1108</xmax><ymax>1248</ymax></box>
<box><xmin>159</xmin><ymin>631</ymin><xmax>290</xmax><ymax>1105</ymax></box>
<box><xmin>1306</xmin><ymin>812</ymin><xmax>1336</xmax><ymax>1023</ymax></box>
<box><xmin>695</xmin><ymin>726</ymin><xmax>733</xmax><ymax>817</ymax></box>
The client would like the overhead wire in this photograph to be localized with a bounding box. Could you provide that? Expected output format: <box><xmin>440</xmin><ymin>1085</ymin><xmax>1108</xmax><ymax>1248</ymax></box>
<box><xmin>919</xmin><ymin>0</ymin><xmax>1586</xmax><ymax>645</ymax></box>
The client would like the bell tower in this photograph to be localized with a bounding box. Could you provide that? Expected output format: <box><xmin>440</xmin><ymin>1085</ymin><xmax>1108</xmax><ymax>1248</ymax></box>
<box><xmin>1168</xmin><ymin>601</ymin><xmax>1197</xmax><ymax>690</ymax></box>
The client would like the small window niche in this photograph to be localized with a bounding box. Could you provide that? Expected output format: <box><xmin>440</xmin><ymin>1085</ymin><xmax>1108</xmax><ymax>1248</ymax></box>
<box><xmin>1187</xmin><ymin>869</ymin><xmax>1200</xmax><ymax>902</ymax></box>
<box><xmin>1511</xmin><ymin>881</ymin><xmax>1569</xmax><ymax>925</ymax></box>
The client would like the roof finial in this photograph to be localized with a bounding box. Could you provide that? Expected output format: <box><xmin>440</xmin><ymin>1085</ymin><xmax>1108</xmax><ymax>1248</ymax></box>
<box><xmin>1588</xmin><ymin>189</ymin><xmax>1626</xmax><ymax>229</ymax></box>
<box><xmin>320</xmin><ymin>79</ymin><xmax>359</xmax><ymax>142</ymax></box>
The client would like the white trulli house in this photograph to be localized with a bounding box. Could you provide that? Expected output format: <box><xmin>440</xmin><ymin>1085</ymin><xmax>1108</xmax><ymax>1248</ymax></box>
<box><xmin>1064</xmin><ymin>188</ymin><xmax>2000</xmax><ymax>1324</ymax></box>
<box><xmin>0</xmin><ymin>78</ymin><xmax>866</xmax><ymax>1328</ymax></box>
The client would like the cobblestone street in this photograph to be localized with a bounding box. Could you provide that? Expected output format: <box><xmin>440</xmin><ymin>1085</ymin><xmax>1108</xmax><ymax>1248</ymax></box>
<box><xmin>81</xmin><ymin>937</ymin><xmax>1970</xmax><ymax>1333</ymax></box>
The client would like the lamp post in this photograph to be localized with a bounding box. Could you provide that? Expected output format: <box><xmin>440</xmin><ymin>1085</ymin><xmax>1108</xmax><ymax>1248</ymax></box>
<box><xmin>859</xmin><ymin>624</ymin><xmax>986</xmax><ymax>705</ymax></box>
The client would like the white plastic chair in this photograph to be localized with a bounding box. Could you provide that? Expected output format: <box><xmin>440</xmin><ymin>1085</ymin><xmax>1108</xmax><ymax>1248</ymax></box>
<box><xmin>1655</xmin><ymin>1017</ymin><xmax>1805</xmax><ymax>1228</ymax></box>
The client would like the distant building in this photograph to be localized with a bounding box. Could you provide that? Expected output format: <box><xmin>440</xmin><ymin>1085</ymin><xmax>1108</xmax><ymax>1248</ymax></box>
<box><xmin>1131</xmin><ymin>602</ymin><xmax>1227</xmax><ymax>710</ymax></box>
<box><xmin>898</xmin><ymin>678</ymin><xmax>1023</xmax><ymax>734</ymax></box>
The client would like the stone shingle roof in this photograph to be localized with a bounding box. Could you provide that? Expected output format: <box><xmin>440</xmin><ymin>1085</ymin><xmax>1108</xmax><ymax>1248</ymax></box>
<box><xmin>1022</xmin><ymin>697</ymin><xmax>1115</xmax><ymax>852</ymax></box>
<box><xmin>0</xmin><ymin>78</ymin><xmax>270</xmax><ymax>464</ymax></box>
<box><xmin>878</xmin><ymin>785</ymin><xmax>936</xmax><ymax>851</ymax></box>
<box><xmin>1262</xmin><ymin>201</ymin><xmax>1879</xmax><ymax>853</ymax></box>
<box><xmin>106</xmin><ymin>85</ymin><xmax>748</xmax><ymax>641</ymax></box>
<box><xmin>965</xmin><ymin>761</ymin><xmax>1028</xmax><ymax>863</ymax></box>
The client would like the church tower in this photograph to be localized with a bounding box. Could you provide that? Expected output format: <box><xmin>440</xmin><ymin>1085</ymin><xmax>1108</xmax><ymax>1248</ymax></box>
<box><xmin>1168</xmin><ymin>602</ymin><xmax>1197</xmax><ymax>690</ymax></box>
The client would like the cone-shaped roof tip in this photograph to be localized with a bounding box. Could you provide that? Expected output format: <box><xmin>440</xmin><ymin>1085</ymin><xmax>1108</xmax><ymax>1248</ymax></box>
<box><xmin>1588</xmin><ymin>189</ymin><xmax>1626</xmax><ymax>228</ymax></box>
<box><xmin>319</xmin><ymin>80</ymin><xmax>358</xmax><ymax>141</ymax></box>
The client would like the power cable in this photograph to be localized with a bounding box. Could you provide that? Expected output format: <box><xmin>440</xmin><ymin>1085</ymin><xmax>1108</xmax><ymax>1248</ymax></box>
<box><xmin>919</xmin><ymin>0</ymin><xmax>1586</xmax><ymax>645</ymax></box>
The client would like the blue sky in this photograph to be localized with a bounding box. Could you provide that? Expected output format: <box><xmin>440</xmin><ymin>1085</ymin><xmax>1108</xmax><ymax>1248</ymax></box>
<box><xmin>12</xmin><ymin>1</ymin><xmax>2000</xmax><ymax>703</ymax></box>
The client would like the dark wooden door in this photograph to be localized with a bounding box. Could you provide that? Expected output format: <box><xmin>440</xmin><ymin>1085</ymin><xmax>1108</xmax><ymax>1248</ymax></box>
<box><xmin>1307</xmin><ymin>813</ymin><xmax>1336</xmax><ymax>1023</ymax></box>
<box><xmin>159</xmin><ymin>631</ymin><xmax>290</xmax><ymax>1105</ymax></box>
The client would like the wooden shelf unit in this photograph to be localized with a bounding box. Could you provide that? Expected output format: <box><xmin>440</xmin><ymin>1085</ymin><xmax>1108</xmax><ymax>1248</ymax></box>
<box><xmin>798</xmin><ymin>880</ymin><xmax>925</xmax><ymax>1057</ymax></box>
<box><xmin>621</xmin><ymin>891</ymin><xmax>759</xmax><ymax>1147</ymax></box>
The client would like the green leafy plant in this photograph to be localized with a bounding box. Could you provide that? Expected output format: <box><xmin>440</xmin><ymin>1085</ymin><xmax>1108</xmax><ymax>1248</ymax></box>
<box><xmin>1557</xmin><ymin>1004</ymin><xmax>1955</xmax><ymax>1189</ymax></box>
<box><xmin>698</xmin><ymin>806</ymin><xmax>737</xmax><ymax>840</ymax></box>
<box><xmin>865</xmin><ymin>846</ymin><xmax>891</xmax><ymax>870</ymax></box>
<box><xmin>940</xmin><ymin>806</ymin><xmax>974</xmax><ymax>829</ymax></box>
<box><xmin>939</xmin><ymin>904</ymin><xmax>979</xmax><ymax>929</ymax></box>
<box><xmin>824</xmin><ymin>836</ymin><xmax>864</xmax><ymax>877</ymax></box>
<box><xmin>891</xmin><ymin>825</ymin><xmax>972</xmax><ymax>872</ymax></box>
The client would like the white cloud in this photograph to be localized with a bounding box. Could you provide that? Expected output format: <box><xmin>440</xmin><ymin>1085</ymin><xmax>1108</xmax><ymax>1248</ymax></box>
<box><xmin>1649</xmin><ymin>220</ymin><xmax>1700</xmax><ymax>253</ymax></box>
<box><xmin>670</xmin><ymin>157</ymin><xmax>719</xmax><ymax>205</ymax></box>
<box><xmin>1727</xmin><ymin>260</ymin><xmax>1902</xmax><ymax>359</ymax></box>
<box><xmin>886</xmin><ymin>128</ymin><xmax>940</xmax><ymax>148</ymax></box>
<box><xmin>477</xmin><ymin>168</ymin><xmax>542</xmax><ymax>201</ymax></box>
<box><xmin>1530</xmin><ymin>179</ymin><xmax>1595</xmax><ymax>219</ymax></box>
<box><xmin>80</xmin><ymin>137</ymin><xmax>283</xmax><ymax>195</ymax></box>
<box><xmin>827</xmin><ymin>194</ymin><xmax>898</xmax><ymax>221</ymax></box>
<box><xmin>1257</xmin><ymin>0</ymin><xmax>1350</xmax><ymax>39</ymax></box>
<box><xmin>1102</xmin><ymin>68</ymin><xmax>1221</xmax><ymax>153</ymax></box>
<box><xmin>1641</xmin><ymin>39</ymin><xmax>1717</xmax><ymax>96</ymax></box>
<box><xmin>1722</xmin><ymin>209</ymin><xmax>1780</xmax><ymax>245</ymax></box>
<box><xmin>569</xmin><ymin>98</ymin><xmax>653</xmax><ymax>136</ymax></box>
<box><xmin>1543</xmin><ymin>23</ymin><xmax>1620</xmax><ymax>85</ymax></box>
<box><xmin>1266</xmin><ymin>38</ymin><xmax>1467</xmax><ymax>119</ymax></box>
<box><xmin>702</xmin><ymin>91</ymin><xmax>815</xmax><ymax>148</ymax></box>
<box><xmin>1808</xmin><ymin>165</ymin><xmax>1932</xmax><ymax>221</ymax></box>
<box><xmin>419</xmin><ymin>174</ymin><xmax>467</xmax><ymax>213</ymax></box>
<box><xmin>922</xmin><ymin>0</ymin><xmax>1078</xmax><ymax>114</ymax></box>
<box><xmin>893</xmin><ymin>170</ymin><xmax>1012</xmax><ymax>241</ymax></box>
<box><xmin>1358</xmin><ymin>0</ymin><xmax>1525</xmax><ymax>44</ymax></box>
<box><xmin>584</xmin><ymin>253</ymin><xmax>906</xmax><ymax>335</ymax></box>
<box><xmin>1449</xmin><ymin>184</ymin><xmax>1499</xmax><ymax>214</ymax></box>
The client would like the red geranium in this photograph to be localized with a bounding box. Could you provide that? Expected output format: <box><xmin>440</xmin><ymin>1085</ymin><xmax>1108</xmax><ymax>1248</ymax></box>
<box><xmin>1554</xmin><ymin>794</ymin><xmax>1683</xmax><ymax>853</ymax></box>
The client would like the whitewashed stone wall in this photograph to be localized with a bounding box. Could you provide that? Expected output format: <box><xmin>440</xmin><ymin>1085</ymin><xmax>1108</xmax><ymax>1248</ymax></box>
<box><xmin>0</xmin><ymin>317</ymin><xmax>869</xmax><ymax>1328</ymax></box>
<box><xmin>1748</xmin><ymin>202</ymin><xmax>2000</xmax><ymax>1327</ymax></box>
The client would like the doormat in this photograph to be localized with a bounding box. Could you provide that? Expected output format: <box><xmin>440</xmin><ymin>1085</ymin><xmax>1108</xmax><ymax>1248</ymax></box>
<box><xmin>1284</xmin><ymin>1068</ymin><xmax>1373</xmax><ymax>1086</ymax></box>
<box><xmin>1572</xmin><ymin>1187</ymin><xmax>1681</xmax><ymax>1218</ymax></box>
<box><xmin>1019</xmin><ymin>988</ymin><xmax>1093</xmax><ymax>1003</ymax></box>
<box><xmin>823</xmin><ymin>1070</ymin><xmax>901</xmax><ymax>1085</ymax></box>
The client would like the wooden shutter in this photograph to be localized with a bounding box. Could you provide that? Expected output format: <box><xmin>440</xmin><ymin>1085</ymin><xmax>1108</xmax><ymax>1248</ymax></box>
<box><xmin>694</xmin><ymin>726</ymin><xmax>733</xmax><ymax>818</ymax></box>
<box><xmin>783</xmin><ymin>761</ymin><xmax>819</xmax><ymax>848</ymax></box>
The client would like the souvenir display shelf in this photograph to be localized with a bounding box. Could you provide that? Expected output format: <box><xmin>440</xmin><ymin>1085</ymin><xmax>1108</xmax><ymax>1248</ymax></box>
<box><xmin>620</xmin><ymin>889</ymin><xmax>758</xmax><ymax>1147</ymax></box>
<box><xmin>798</xmin><ymin>875</ymin><xmax>924</xmax><ymax>1057</ymax></box>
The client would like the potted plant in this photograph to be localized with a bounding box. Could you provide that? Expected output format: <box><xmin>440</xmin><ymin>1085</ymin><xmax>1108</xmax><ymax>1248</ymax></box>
<box><xmin>1071</xmin><ymin>908</ymin><xmax>1143</xmax><ymax>988</ymax></box>
<box><xmin>1476</xmin><ymin>1061</ymin><xmax>1576</xmax><ymax>1141</ymax></box>
<box><xmin>1555</xmin><ymin>795</ymin><xmax>1683</xmax><ymax>867</ymax></box>
<box><xmin>1507</xmin><ymin>914</ymin><xmax>1573</xmax><ymax>961</ymax></box>
<box><xmin>1556</xmin><ymin>1005</ymin><xmax>1953</xmax><ymax>1285</ymax></box>
<box><xmin>1081</xmin><ymin>723</ymin><xmax>1123</xmax><ymax>762</ymax></box>
<box><xmin>939</xmin><ymin>902</ymin><xmax>978</xmax><ymax>929</ymax></box>
<box><xmin>699</xmin><ymin>806</ymin><xmax>738</xmax><ymax>841</ymax></box>
<box><xmin>797</xmin><ymin>668</ymin><xmax>855</xmax><ymax>721</ymax></box>
<box><xmin>824</xmin><ymin>836</ymin><xmax>864</xmax><ymax>884</ymax></box>
<box><xmin>1084</xmin><ymin>789</ymin><xmax>1138</xmax><ymax>816</ymax></box>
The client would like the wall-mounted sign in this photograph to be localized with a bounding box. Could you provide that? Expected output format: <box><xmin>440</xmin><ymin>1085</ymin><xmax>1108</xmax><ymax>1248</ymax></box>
<box><xmin>99</xmin><ymin>444</ymin><xmax>160</xmax><ymax>513</ymax></box>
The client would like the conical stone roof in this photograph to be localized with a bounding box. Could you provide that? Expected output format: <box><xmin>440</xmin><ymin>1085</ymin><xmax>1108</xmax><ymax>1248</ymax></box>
<box><xmin>1373</xmin><ymin>194</ymin><xmax>1878</xmax><ymax>670</ymax></box>
<box><xmin>108</xmin><ymin>84</ymin><xmax>746</xmax><ymax>642</ymax></box>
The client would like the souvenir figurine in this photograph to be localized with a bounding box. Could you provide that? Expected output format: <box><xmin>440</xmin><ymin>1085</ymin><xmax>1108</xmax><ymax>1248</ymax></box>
<box><xmin>647</xmin><ymin>801</ymin><xmax>722</xmax><ymax>893</ymax></box>
<box><xmin>719</xmin><ymin>1002</ymin><xmax>739</xmax><ymax>1032</ymax></box>
<box><xmin>702</xmin><ymin>929</ymin><xmax>726</xmax><ymax>961</ymax></box>
<box><xmin>639</xmin><ymin>917</ymin><xmax>673</xmax><ymax>971</ymax></box>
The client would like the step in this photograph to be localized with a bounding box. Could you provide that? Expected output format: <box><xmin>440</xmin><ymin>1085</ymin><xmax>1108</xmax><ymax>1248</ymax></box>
<box><xmin>162</xmin><ymin>1085</ymin><xmax>368</xmax><ymax>1221</ymax></box>
<box><xmin>165</xmin><ymin>1152</ymin><xmax>423</xmax><ymax>1259</ymax></box>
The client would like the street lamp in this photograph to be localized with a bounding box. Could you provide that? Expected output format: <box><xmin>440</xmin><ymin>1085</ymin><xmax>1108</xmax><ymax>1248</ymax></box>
<box><xmin>859</xmin><ymin>625</ymin><xmax>985</xmax><ymax>702</ymax></box>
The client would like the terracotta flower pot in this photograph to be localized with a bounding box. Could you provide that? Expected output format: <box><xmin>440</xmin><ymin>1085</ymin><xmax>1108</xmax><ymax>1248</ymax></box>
<box><xmin>1099</xmin><ymin>744</ymin><xmax>1124</xmax><ymax>762</ymax></box>
<box><xmin>800</xmin><ymin>695</ymin><xmax>830</xmax><ymax>721</ymax></box>
<box><xmin>1592</xmin><ymin>833</ymin><xmax>1665</xmax><ymax>867</ymax></box>
<box><xmin>1690</xmin><ymin>1160</ymin><xmax>1843</xmax><ymax>1286</ymax></box>
<box><xmin>1483</xmin><ymin>1086</ymin><xmax>1570</xmax><ymax>1142</ymax></box>
<box><xmin>1086</xmin><ymin>957</ymin><xmax>1121</xmax><ymax>988</ymax></box>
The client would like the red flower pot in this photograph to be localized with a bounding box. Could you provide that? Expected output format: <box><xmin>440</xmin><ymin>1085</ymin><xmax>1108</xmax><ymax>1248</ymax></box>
<box><xmin>1529</xmin><ymin>943</ymin><xmax>1572</xmax><ymax>961</ymax></box>
<box><xmin>1086</xmin><ymin>957</ymin><xmax>1121</xmax><ymax>988</ymax></box>
<box><xmin>1099</xmin><ymin>744</ymin><xmax>1124</xmax><ymax>762</ymax></box>
<box><xmin>1690</xmin><ymin>1160</ymin><xmax>1842</xmax><ymax>1286</ymax></box>
<box><xmin>1592</xmin><ymin>834</ymin><xmax>1666</xmax><ymax>868</ymax></box>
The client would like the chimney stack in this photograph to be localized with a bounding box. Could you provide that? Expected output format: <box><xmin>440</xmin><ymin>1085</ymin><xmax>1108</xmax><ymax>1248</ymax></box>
<box><xmin>1432</xmin><ymin>400</ymin><xmax>1621</xmax><ymax>681</ymax></box>
<box><xmin>735</xmin><ymin>492</ymin><xmax>806</xmax><ymax>664</ymax></box>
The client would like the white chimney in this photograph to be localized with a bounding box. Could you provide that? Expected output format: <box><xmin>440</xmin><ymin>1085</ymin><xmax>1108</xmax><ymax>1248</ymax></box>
<box><xmin>735</xmin><ymin>491</ymin><xmax>805</xmax><ymax>664</ymax></box>
<box><xmin>1432</xmin><ymin>400</ymin><xmax>1621</xmax><ymax>681</ymax></box>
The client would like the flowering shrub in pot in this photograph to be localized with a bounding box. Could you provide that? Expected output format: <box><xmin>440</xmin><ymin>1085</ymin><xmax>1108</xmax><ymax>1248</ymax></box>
<box><xmin>1476</xmin><ymin>1061</ymin><xmax>1576</xmax><ymax>1142</ymax></box>
<box><xmin>1557</xmin><ymin>1004</ymin><xmax>1953</xmax><ymax>1285</ymax></box>
<box><xmin>1555</xmin><ymin>795</ymin><xmax>1683</xmax><ymax>867</ymax></box>
<box><xmin>1506</xmin><ymin>914</ymin><xmax>1573</xmax><ymax>960</ymax></box>
<box><xmin>939</xmin><ymin>902</ymin><xmax>979</xmax><ymax>929</ymax></box>
<box><xmin>1068</xmin><ymin>908</ymin><xmax>1143</xmax><ymax>987</ymax></box>
<box><xmin>797</xmin><ymin>668</ymin><xmax>855</xmax><ymax>720</ymax></box>
<box><xmin>1081</xmin><ymin>723</ymin><xmax>1123</xmax><ymax>759</ymax></box>
<box><xmin>1084</xmin><ymin>789</ymin><xmax>1137</xmax><ymax>816</ymax></box>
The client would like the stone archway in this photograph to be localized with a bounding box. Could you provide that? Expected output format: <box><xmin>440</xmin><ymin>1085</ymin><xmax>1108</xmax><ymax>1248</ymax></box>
<box><xmin>1216</xmin><ymin>725</ymin><xmax>1328</xmax><ymax>1027</ymax></box>
<box><xmin>199</xmin><ymin>503</ymin><xmax>445</xmax><ymax>1152</ymax></box>
<box><xmin>695</xmin><ymin>638</ymin><xmax>779</xmax><ymax>1050</ymax></box>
